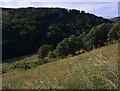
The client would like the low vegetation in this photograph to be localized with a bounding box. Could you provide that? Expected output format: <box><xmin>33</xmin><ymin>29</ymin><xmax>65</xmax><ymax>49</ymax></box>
<box><xmin>2</xmin><ymin>43</ymin><xmax>118</xmax><ymax>89</ymax></box>
<box><xmin>37</xmin><ymin>23</ymin><xmax>119</xmax><ymax>65</ymax></box>
<box><xmin>2</xmin><ymin>7</ymin><xmax>119</xmax><ymax>89</ymax></box>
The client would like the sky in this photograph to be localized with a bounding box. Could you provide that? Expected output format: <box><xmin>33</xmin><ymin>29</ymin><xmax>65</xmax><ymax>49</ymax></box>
<box><xmin>0</xmin><ymin>0</ymin><xmax>119</xmax><ymax>19</ymax></box>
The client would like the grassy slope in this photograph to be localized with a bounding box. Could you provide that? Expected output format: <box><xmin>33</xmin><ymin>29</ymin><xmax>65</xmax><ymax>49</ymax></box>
<box><xmin>2</xmin><ymin>43</ymin><xmax>118</xmax><ymax>89</ymax></box>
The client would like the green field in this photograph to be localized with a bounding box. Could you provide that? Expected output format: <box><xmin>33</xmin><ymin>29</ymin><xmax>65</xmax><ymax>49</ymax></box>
<box><xmin>2</xmin><ymin>43</ymin><xmax>118</xmax><ymax>89</ymax></box>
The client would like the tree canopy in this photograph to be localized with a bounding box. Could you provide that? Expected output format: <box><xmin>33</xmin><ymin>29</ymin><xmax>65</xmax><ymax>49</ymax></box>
<box><xmin>2</xmin><ymin>7</ymin><xmax>112</xmax><ymax>59</ymax></box>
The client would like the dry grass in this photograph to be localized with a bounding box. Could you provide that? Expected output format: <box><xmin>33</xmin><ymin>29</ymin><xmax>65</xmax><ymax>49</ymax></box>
<box><xmin>2</xmin><ymin>43</ymin><xmax>118</xmax><ymax>89</ymax></box>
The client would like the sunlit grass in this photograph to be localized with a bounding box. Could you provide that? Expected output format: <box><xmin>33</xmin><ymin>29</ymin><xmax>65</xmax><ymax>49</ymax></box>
<box><xmin>2</xmin><ymin>43</ymin><xmax>118</xmax><ymax>89</ymax></box>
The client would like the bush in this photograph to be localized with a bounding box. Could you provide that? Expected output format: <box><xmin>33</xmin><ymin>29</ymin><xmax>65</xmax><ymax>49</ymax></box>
<box><xmin>38</xmin><ymin>59</ymin><xmax>49</xmax><ymax>64</ymax></box>
<box><xmin>83</xmin><ymin>39</ymin><xmax>95</xmax><ymax>51</ymax></box>
<box><xmin>107</xmin><ymin>23</ymin><xmax>120</xmax><ymax>41</ymax></box>
<box><xmin>12</xmin><ymin>63</ymin><xmax>31</xmax><ymax>70</ymax></box>
<box><xmin>37</xmin><ymin>44</ymin><xmax>53</xmax><ymax>59</ymax></box>
<box><xmin>56</xmin><ymin>38</ymin><xmax>70</xmax><ymax>57</ymax></box>
<box><xmin>47</xmin><ymin>51</ymin><xmax>56</xmax><ymax>58</ymax></box>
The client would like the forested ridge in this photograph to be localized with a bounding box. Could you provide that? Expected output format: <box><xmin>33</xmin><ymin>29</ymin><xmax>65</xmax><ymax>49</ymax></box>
<box><xmin>2</xmin><ymin>7</ymin><xmax>113</xmax><ymax>60</ymax></box>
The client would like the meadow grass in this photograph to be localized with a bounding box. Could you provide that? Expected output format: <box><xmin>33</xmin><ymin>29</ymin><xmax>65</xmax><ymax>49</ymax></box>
<box><xmin>2</xmin><ymin>43</ymin><xmax>118</xmax><ymax>89</ymax></box>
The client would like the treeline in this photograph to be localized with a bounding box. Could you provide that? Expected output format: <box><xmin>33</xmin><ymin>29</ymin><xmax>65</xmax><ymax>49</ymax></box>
<box><xmin>2</xmin><ymin>7</ymin><xmax>112</xmax><ymax>60</ymax></box>
<box><xmin>5</xmin><ymin>23</ymin><xmax>119</xmax><ymax>71</ymax></box>
<box><xmin>37</xmin><ymin>23</ymin><xmax>120</xmax><ymax>61</ymax></box>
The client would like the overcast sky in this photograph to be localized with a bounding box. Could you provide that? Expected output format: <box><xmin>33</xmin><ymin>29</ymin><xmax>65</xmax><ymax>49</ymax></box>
<box><xmin>0</xmin><ymin>0</ymin><xmax>119</xmax><ymax>18</ymax></box>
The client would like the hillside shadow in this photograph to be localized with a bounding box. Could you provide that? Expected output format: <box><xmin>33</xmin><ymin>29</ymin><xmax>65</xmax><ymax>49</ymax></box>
<box><xmin>2</xmin><ymin>54</ymin><xmax>35</xmax><ymax>63</ymax></box>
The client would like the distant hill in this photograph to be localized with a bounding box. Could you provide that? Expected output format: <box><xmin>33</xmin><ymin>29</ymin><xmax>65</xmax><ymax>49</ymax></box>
<box><xmin>109</xmin><ymin>17</ymin><xmax>120</xmax><ymax>22</ymax></box>
<box><xmin>2</xmin><ymin>43</ymin><xmax>118</xmax><ymax>89</ymax></box>
<box><xmin>2</xmin><ymin>7</ymin><xmax>112</xmax><ymax>59</ymax></box>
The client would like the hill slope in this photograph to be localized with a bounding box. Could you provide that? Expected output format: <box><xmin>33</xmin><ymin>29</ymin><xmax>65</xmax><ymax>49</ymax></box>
<box><xmin>2</xmin><ymin>43</ymin><xmax>118</xmax><ymax>89</ymax></box>
<box><xmin>2</xmin><ymin>8</ymin><xmax>112</xmax><ymax>60</ymax></box>
<box><xmin>109</xmin><ymin>17</ymin><xmax>120</xmax><ymax>22</ymax></box>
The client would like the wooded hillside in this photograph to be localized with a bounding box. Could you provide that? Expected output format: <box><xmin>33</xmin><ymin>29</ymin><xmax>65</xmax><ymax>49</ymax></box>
<box><xmin>2</xmin><ymin>7</ymin><xmax>112</xmax><ymax>59</ymax></box>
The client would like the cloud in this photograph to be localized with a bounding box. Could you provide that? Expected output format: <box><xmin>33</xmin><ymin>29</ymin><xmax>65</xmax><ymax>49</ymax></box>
<box><xmin>0</xmin><ymin>1</ymin><xmax>118</xmax><ymax>18</ymax></box>
<box><xmin>30</xmin><ymin>2</ymin><xmax>118</xmax><ymax>18</ymax></box>
<box><xmin>0</xmin><ymin>0</ymin><xmax>119</xmax><ymax>3</ymax></box>
<box><xmin>70</xmin><ymin>2</ymin><xmax>118</xmax><ymax>12</ymax></box>
<box><xmin>89</xmin><ymin>2</ymin><xmax>118</xmax><ymax>18</ymax></box>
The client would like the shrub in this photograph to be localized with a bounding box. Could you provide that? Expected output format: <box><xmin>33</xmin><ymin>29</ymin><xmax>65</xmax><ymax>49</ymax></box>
<box><xmin>56</xmin><ymin>38</ymin><xmax>70</xmax><ymax>57</ymax></box>
<box><xmin>107</xmin><ymin>23</ymin><xmax>120</xmax><ymax>41</ymax></box>
<box><xmin>38</xmin><ymin>59</ymin><xmax>49</xmax><ymax>64</ymax></box>
<box><xmin>37</xmin><ymin>44</ymin><xmax>53</xmax><ymax>59</ymax></box>
<box><xmin>47</xmin><ymin>51</ymin><xmax>56</xmax><ymax>58</ymax></box>
<box><xmin>12</xmin><ymin>63</ymin><xmax>31</xmax><ymax>70</ymax></box>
